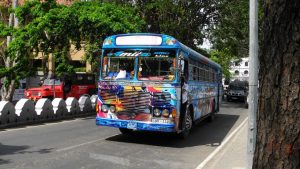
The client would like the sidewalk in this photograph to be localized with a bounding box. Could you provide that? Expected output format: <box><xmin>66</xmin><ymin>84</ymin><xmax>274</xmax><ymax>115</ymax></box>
<box><xmin>197</xmin><ymin>119</ymin><xmax>248</xmax><ymax>169</ymax></box>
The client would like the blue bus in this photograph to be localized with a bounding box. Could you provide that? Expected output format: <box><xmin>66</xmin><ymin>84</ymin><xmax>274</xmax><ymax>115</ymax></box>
<box><xmin>96</xmin><ymin>33</ymin><xmax>222</xmax><ymax>138</ymax></box>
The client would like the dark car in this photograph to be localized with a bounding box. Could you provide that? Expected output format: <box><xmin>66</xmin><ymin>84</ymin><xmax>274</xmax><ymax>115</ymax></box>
<box><xmin>227</xmin><ymin>80</ymin><xmax>248</xmax><ymax>102</ymax></box>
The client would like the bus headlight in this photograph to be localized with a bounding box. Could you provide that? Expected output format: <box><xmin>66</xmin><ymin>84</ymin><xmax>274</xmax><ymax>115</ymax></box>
<box><xmin>101</xmin><ymin>105</ymin><xmax>109</xmax><ymax>112</ymax></box>
<box><xmin>109</xmin><ymin>106</ymin><xmax>116</xmax><ymax>113</ymax></box>
<box><xmin>38</xmin><ymin>92</ymin><xmax>42</xmax><ymax>97</ymax></box>
<box><xmin>153</xmin><ymin>108</ymin><xmax>161</xmax><ymax>117</ymax></box>
<box><xmin>162</xmin><ymin>109</ymin><xmax>169</xmax><ymax>118</ymax></box>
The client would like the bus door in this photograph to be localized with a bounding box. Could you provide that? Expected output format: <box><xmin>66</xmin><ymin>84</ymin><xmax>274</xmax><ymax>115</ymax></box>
<box><xmin>178</xmin><ymin>57</ymin><xmax>189</xmax><ymax>130</ymax></box>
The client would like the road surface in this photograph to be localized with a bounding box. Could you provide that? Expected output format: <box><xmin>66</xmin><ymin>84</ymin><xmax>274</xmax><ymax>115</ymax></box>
<box><xmin>0</xmin><ymin>101</ymin><xmax>248</xmax><ymax>169</ymax></box>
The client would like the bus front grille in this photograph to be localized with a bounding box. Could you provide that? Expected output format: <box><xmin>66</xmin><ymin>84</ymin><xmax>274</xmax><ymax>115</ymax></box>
<box><xmin>100</xmin><ymin>91</ymin><xmax>171</xmax><ymax>111</ymax></box>
<box><xmin>152</xmin><ymin>92</ymin><xmax>171</xmax><ymax>106</ymax></box>
<box><xmin>120</xmin><ymin>91</ymin><xmax>151</xmax><ymax>111</ymax></box>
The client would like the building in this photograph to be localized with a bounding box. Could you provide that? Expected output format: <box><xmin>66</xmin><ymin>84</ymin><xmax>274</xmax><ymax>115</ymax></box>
<box><xmin>229</xmin><ymin>57</ymin><xmax>249</xmax><ymax>82</ymax></box>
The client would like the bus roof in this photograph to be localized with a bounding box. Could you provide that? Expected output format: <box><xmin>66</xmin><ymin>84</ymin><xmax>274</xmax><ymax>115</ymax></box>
<box><xmin>102</xmin><ymin>33</ymin><xmax>221</xmax><ymax>69</ymax></box>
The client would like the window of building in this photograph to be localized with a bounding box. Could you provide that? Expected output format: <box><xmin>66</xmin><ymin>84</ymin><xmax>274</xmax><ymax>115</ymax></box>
<box><xmin>244</xmin><ymin>70</ymin><xmax>249</xmax><ymax>74</ymax></box>
<box><xmin>235</xmin><ymin>70</ymin><xmax>239</xmax><ymax>75</ymax></box>
<box><xmin>245</xmin><ymin>62</ymin><xmax>248</xmax><ymax>66</ymax></box>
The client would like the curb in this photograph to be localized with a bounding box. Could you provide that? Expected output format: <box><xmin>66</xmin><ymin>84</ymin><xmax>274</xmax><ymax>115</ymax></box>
<box><xmin>0</xmin><ymin>112</ymin><xmax>95</xmax><ymax>129</ymax></box>
<box><xmin>195</xmin><ymin>117</ymin><xmax>248</xmax><ymax>169</ymax></box>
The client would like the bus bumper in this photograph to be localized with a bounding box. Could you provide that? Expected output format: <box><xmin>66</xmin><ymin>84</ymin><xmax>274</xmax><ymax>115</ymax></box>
<box><xmin>96</xmin><ymin>117</ymin><xmax>175</xmax><ymax>132</ymax></box>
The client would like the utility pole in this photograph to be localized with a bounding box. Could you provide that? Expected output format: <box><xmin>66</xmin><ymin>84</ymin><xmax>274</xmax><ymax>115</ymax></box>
<box><xmin>247</xmin><ymin>0</ymin><xmax>259</xmax><ymax>168</ymax></box>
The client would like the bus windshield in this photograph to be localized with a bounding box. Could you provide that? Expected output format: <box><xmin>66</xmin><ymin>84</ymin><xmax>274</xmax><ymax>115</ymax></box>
<box><xmin>138</xmin><ymin>56</ymin><xmax>175</xmax><ymax>81</ymax></box>
<box><xmin>102</xmin><ymin>49</ymin><xmax>176</xmax><ymax>81</ymax></box>
<box><xmin>102</xmin><ymin>56</ymin><xmax>135</xmax><ymax>80</ymax></box>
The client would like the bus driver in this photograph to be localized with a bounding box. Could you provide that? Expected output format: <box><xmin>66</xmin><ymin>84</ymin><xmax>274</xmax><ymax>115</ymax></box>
<box><xmin>115</xmin><ymin>66</ymin><xmax>127</xmax><ymax>79</ymax></box>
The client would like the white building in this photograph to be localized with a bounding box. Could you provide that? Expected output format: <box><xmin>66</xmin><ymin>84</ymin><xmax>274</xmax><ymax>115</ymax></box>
<box><xmin>229</xmin><ymin>57</ymin><xmax>249</xmax><ymax>82</ymax></box>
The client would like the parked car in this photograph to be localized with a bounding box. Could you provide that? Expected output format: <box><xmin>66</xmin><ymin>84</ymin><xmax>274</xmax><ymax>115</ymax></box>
<box><xmin>227</xmin><ymin>80</ymin><xmax>248</xmax><ymax>102</ymax></box>
<box><xmin>24</xmin><ymin>73</ymin><xmax>97</xmax><ymax>100</ymax></box>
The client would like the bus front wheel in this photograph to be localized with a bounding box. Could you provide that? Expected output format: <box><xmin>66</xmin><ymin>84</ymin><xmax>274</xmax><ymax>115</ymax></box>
<box><xmin>178</xmin><ymin>109</ymin><xmax>193</xmax><ymax>139</ymax></box>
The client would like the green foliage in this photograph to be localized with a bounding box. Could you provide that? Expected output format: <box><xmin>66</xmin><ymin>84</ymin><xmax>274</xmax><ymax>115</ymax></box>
<box><xmin>0</xmin><ymin>0</ymin><xmax>144</xmax><ymax>100</ymax></box>
<box><xmin>211</xmin><ymin>0</ymin><xmax>263</xmax><ymax>59</ymax></box>
<box><xmin>210</xmin><ymin>49</ymin><xmax>233</xmax><ymax>79</ymax></box>
<box><xmin>206</xmin><ymin>0</ymin><xmax>264</xmax><ymax>80</ymax></box>
<box><xmin>70</xmin><ymin>1</ymin><xmax>145</xmax><ymax>65</ymax></box>
<box><xmin>54</xmin><ymin>52</ymin><xmax>75</xmax><ymax>77</ymax></box>
<box><xmin>132</xmin><ymin>0</ymin><xmax>218</xmax><ymax>50</ymax></box>
<box><xmin>211</xmin><ymin>0</ymin><xmax>249</xmax><ymax>58</ymax></box>
<box><xmin>8</xmin><ymin>0</ymin><xmax>144</xmax><ymax>78</ymax></box>
<box><xmin>74</xmin><ymin>67</ymin><xmax>86</xmax><ymax>73</ymax></box>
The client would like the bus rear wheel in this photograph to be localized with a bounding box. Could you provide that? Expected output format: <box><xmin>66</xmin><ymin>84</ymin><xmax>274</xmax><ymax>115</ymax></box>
<box><xmin>119</xmin><ymin>128</ymin><xmax>133</xmax><ymax>135</ymax></box>
<box><xmin>178</xmin><ymin>108</ymin><xmax>193</xmax><ymax>139</ymax></box>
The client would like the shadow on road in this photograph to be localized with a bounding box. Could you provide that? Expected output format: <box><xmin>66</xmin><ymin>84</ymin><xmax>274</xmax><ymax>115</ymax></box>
<box><xmin>221</xmin><ymin>100</ymin><xmax>247</xmax><ymax>109</ymax></box>
<box><xmin>0</xmin><ymin>143</ymin><xmax>54</xmax><ymax>165</ymax></box>
<box><xmin>0</xmin><ymin>143</ymin><xmax>55</xmax><ymax>156</ymax></box>
<box><xmin>105</xmin><ymin>113</ymin><xmax>239</xmax><ymax>148</ymax></box>
<box><xmin>0</xmin><ymin>143</ymin><xmax>30</xmax><ymax>156</ymax></box>
<box><xmin>0</xmin><ymin>159</ymin><xmax>10</xmax><ymax>165</ymax></box>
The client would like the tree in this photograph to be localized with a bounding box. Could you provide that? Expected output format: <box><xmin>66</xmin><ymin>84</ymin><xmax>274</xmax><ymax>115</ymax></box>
<box><xmin>253</xmin><ymin>1</ymin><xmax>300</xmax><ymax>168</ymax></box>
<box><xmin>69</xmin><ymin>1</ymin><xmax>144</xmax><ymax>73</ymax></box>
<box><xmin>120</xmin><ymin>0</ymin><xmax>218</xmax><ymax>51</ymax></box>
<box><xmin>211</xmin><ymin>0</ymin><xmax>249</xmax><ymax>58</ymax></box>
<box><xmin>0</xmin><ymin>0</ymin><xmax>34</xmax><ymax>101</ymax></box>
<box><xmin>0</xmin><ymin>0</ymin><xmax>144</xmax><ymax>101</ymax></box>
<box><xmin>210</xmin><ymin>48</ymin><xmax>233</xmax><ymax>79</ymax></box>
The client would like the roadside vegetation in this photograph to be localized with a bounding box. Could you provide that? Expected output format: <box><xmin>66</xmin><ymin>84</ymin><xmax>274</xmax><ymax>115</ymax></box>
<box><xmin>1</xmin><ymin>0</ymin><xmax>252</xmax><ymax>101</ymax></box>
<box><xmin>0</xmin><ymin>0</ymin><xmax>144</xmax><ymax>101</ymax></box>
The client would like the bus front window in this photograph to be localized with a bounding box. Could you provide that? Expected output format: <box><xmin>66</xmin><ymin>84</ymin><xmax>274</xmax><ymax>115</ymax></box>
<box><xmin>138</xmin><ymin>57</ymin><xmax>176</xmax><ymax>81</ymax></box>
<box><xmin>102</xmin><ymin>57</ymin><xmax>135</xmax><ymax>80</ymax></box>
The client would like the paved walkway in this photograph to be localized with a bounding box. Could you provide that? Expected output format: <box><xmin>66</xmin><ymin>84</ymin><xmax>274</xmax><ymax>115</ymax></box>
<box><xmin>202</xmin><ymin>121</ymin><xmax>247</xmax><ymax>169</ymax></box>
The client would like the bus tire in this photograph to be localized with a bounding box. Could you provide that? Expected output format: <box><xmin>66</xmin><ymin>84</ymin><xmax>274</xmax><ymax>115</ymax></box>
<box><xmin>119</xmin><ymin>128</ymin><xmax>133</xmax><ymax>135</ymax></box>
<box><xmin>178</xmin><ymin>108</ymin><xmax>193</xmax><ymax>139</ymax></box>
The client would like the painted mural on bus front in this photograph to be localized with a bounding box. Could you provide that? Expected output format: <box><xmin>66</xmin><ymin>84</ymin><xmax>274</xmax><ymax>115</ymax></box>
<box><xmin>97</xmin><ymin>82</ymin><xmax>179</xmax><ymax>122</ymax></box>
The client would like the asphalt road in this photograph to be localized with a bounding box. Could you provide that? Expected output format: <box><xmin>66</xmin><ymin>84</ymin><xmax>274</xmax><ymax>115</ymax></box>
<box><xmin>0</xmin><ymin>101</ymin><xmax>248</xmax><ymax>169</ymax></box>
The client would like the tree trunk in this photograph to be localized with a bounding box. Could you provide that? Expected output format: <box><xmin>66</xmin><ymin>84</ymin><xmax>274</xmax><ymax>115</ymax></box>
<box><xmin>0</xmin><ymin>79</ymin><xmax>16</xmax><ymax>101</ymax></box>
<box><xmin>1</xmin><ymin>0</ymin><xmax>18</xmax><ymax>102</ymax></box>
<box><xmin>253</xmin><ymin>1</ymin><xmax>300</xmax><ymax>169</ymax></box>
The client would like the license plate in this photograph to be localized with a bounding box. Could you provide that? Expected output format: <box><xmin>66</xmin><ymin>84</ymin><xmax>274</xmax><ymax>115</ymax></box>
<box><xmin>151</xmin><ymin>119</ymin><xmax>172</xmax><ymax>124</ymax></box>
<box><xmin>127</xmin><ymin>122</ymin><xmax>137</xmax><ymax>129</ymax></box>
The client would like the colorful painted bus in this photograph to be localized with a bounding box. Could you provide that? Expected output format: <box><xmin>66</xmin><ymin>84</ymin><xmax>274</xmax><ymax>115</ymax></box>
<box><xmin>96</xmin><ymin>33</ymin><xmax>222</xmax><ymax>138</ymax></box>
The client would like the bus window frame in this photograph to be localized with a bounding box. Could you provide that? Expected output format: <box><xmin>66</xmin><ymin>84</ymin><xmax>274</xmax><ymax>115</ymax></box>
<box><xmin>100</xmin><ymin>48</ymin><xmax>179</xmax><ymax>83</ymax></box>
